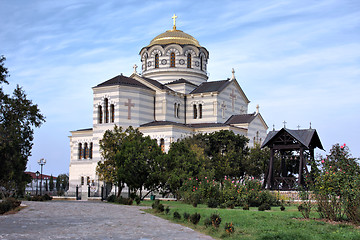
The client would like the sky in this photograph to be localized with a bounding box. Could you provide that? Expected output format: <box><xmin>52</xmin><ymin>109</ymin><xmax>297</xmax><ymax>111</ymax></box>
<box><xmin>1</xmin><ymin>0</ymin><xmax>359</xmax><ymax>176</ymax></box>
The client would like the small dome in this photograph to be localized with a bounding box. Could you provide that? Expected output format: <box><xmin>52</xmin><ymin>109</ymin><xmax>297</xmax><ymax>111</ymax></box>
<box><xmin>147</xmin><ymin>29</ymin><xmax>201</xmax><ymax>48</ymax></box>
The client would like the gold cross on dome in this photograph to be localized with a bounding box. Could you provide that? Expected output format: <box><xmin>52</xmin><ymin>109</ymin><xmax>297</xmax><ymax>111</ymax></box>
<box><xmin>172</xmin><ymin>14</ymin><xmax>178</xmax><ymax>30</ymax></box>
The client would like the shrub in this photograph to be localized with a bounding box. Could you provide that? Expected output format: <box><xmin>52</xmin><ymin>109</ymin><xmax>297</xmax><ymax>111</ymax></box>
<box><xmin>107</xmin><ymin>195</ymin><xmax>116</xmax><ymax>202</ymax></box>
<box><xmin>219</xmin><ymin>203</ymin><xmax>226</xmax><ymax>209</ymax></box>
<box><xmin>224</xmin><ymin>222</ymin><xmax>235</xmax><ymax>234</ymax></box>
<box><xmin>243</xmin><ymin>205</ymin><xmax>249</xmax><ymax>210</ymax></box>
<box><xmin>152</xmin><ymin>200</ymin><xmax>164</xmax><ymax>213</ymax></box>
<box><xmin>258</xmin><ymin>203</ymin><xmax>271</xmax><ymax>211</ymax></box>
<box><xmin>312</xmin><ymin>144</ymin><xmax>360</xmax><ymax>223</ymax></box>
<box><xmin>173</xmin><ymin>211</ymin><xmax>181</xmax><ymax>220</ymax></box>
<box><xmin>134</xmin><ymin>195</ymin><xmax>141</xmax><ymax>205</ymax></box>
<box><xmin>210</xmin><ymin>213</ymin><xmax>221</xmax><ymax>228</ymax></box>
<box><xmin>190</xmin><ymin>213</ymin><xmax>201</xmax><ymax>225</ymax></box>
<box><xmin>165</xmin><ymin>206</ymin><xmax>170</xmax><ymax>215</ymax></box>
<box><xmin>226</xmin><ymin>200</ymin><xmax>235</xmax><ymax>209</ymax></box>
<box><xmin>116</xmin><ymin>196</ymin><xmax>133</xmax><ymax>205</ymax></box>
<box><xmin>183</xmin><ymin>212</ymin><xmax>190</xmax><ymax>221</ymax></box>
<box><xmin>298</xmin><ymin>204</ymin><xmax>311</xmax><ymax>218</ymax></box>
<box><xmin>207</xmin><ymin>198</ymin><xmax>218</xmax><ymax>208</ymax></box>
<box><xmin>43</xmin><ymin>194</ymin><xmax>52</xmax><ymax>201</ymax></box>
<box><xmin>204</xmin><ymin>217</ymin><xmax>212</xmax><ymax>228</ymax></box>
<box><xmin>0</xmin><ymin>198</ymin><xmax>21</xmax><ymax>214</ymax></box>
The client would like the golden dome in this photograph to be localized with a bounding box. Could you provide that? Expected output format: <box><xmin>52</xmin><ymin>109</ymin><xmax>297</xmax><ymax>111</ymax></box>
<box><xmin>147</xmin><ymin>29</ymin><xmax>201</xmax><ymax>48</ymax></box>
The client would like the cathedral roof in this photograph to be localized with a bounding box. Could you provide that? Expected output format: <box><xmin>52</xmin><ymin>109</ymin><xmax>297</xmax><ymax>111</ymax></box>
<box><xmin>94</xmin><ymin>75</ymin><xmax>153</xmax><ymax>91</ymax></box>
<box><xmin>166</xmin><ymin>78</ymin><xmax>198</xmax><ymax>86</ymax></box>
<box><xmin>225</xmin><ymin>114</ymin><xmax>257</xmax><ymax>124</ymax></box>
<box><xmin>147</xmin><ymin>29</ymin><xmax>201</xmax><ymax>48</ymax></box>
<box><xmin>140</xmin><ymin>121</ymin><xmax>246</xmax><ymax>130</ymax></box>
<box><xmin>190</xmin><ymin>80</ymin><xmax>230</xmax><ymax>94</ymax></box>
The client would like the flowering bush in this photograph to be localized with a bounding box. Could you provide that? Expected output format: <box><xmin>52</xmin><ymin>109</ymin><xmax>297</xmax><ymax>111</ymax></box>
<box><xmin>180</xmin><ymin>176</ymin><xmax>279</xmax><ymax>207</ymax></box>
<box><xmin>313</xmin><ymin>144</ymin><xmax>360</xmax><ymax>223</ymax></box>
<box><xmin>224</xmin><ymin>222</ymin><xmax>235</xmax><ymax>234</ymax></box>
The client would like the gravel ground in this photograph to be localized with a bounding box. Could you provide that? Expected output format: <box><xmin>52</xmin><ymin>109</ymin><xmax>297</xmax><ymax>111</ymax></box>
<box><xmin>0</xmin><ymin>201</ymin><xmax>214</xmax><ymax>240</ymax></box>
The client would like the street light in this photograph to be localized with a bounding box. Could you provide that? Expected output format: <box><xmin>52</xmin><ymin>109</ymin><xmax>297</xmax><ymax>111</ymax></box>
<box><xmin>35</xmin><ymin>171</ymin><xmax>40</xmax><ymax>195</ymax></box>
<box><xmin>37</xmin><ymin>158</ymin><xmax>46</xmax><ymax>195</ymax></box>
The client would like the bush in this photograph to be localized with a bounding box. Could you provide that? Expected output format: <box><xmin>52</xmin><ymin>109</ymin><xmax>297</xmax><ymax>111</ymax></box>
<box><xmin>134</xmin><ymin>195</ymin><xmax>141</xmax><ymax>205</ymax></box>
<box><xmin>207</xmin><ymin>198</ymin><xmax>218</xmax><ymax>208</ymax></box>
<box><xmin>312</xmin><ymin>144</ymin><xmax>360</xmax><ymax>223</ymax></box>
<box><xmin>219</xmin><ymin>203</ymin><xmax>226</xmax><ymax>209</ymax></box>
<box><xmin>165</xmin><ymin>206</ymin><xmax>170</xmax><ymax>215</ymax></box>
<box><xmin>152</xmin><ymin>200</ymin><xmax>164</xmax><ymax>213</ymax></box>
<box><xmin>258</xmin><ymin>203</ymin><xmax>271</xmax><ymax>211</ymax></box>
<box><xmin>43</xmin><ymin>194</ymin><xmax>52</xmax><ymax>201</ymax></box>
<box><xmin>183</xmin><ymin>212</ymin><xmax>190</xmax><ymax>221</ymax></box>
<box><xmin>173</xmin><ymin>211</ymin><xmax>181</xmax><ymax>220</ymax></box>
<box><xmin>190</xmin><ymin>213</ymin><xmax>201</xmax><ymax>225</ymax></box>
<box><xmin>115</xmin><ymin>196</ymin><xmax>133</xmax><ymax>205</ymax></box>
<box><xmin>210</xmin><ymin>213</ymin><xmax>221</xmax><ymax>228</ymax></box>
<box><xmin>0</xmin><ymin>198</ymin><xmax>21</xmax><ymax>214</ymax></box>
<box><xmin>243</xmin><ymin>205</ymin><xmax>249</xmax><ymax>210</ymax></box>
<box><xmin>224</xmin><ymin>222</ymin><xmax>235</xmax><ymax>234</ymax></box>
<box><xmin>226</xmin><ymin>200</ymin><xmax>235</xmax><ymax>209</ymax></box>
<box><xmin>107</xmin><ymin>195</ymin><xmax>116</xmax><ymax>202</ymax></box>
<box><xmin>204</xmin><ymin>217</ymin><xmax>212</xmax><ymax>228</ymax></box>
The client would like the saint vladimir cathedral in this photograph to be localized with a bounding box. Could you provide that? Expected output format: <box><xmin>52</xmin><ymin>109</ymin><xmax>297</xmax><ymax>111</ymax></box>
<box><xmin>68</xmin><ymin>16</ymin><xmax>268</xmax><ymax>194</ymax></box>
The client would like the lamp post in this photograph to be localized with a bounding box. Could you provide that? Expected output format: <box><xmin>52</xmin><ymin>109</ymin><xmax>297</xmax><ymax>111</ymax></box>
<box><xmin>35</xmin><ymin>171</ymin><xmax>40</xmax><ymax>195</ymax></box>
<box><xmin>38</xmin><ymin>158</ymin><xmax>46</xmax><ymax>195</ymax></box>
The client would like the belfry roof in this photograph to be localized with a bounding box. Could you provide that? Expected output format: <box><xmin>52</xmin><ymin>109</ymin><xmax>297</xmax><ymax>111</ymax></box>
<box><xmin>94</xmin><ymin>75</ymin><xmax>153</xmax><ymax>91</ymax></box>
<box><xmin>261</xmin><ymin>128</ymin><xmax>324</xmax><ymax>150</ymax></box>
<box><xmin>166</xmin><ymin>78</ymin><xmax>198</xmax><ymax>86</ymax></box>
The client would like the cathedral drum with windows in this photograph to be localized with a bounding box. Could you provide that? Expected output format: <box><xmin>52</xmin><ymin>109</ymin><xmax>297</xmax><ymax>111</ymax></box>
<box><xmin>68</xmin><ymin>17</ymin><xmax>268</xmax><ymax>195</ymax></box>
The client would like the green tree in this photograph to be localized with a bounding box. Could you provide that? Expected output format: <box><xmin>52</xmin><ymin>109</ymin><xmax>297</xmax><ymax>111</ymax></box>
<box><xmin>0</xmin><ymin>56</ymin><xmax>45</xmax><ymax>196</ymax></box>
<box><xmin>56</xmin><ymin>174</ymin><xmax>69</xmax><ymax>191</ymax></box>
<box><xmin>97</xmin><ymin>125</ymin><xmax>163</xmax><ymax>199</ymax></box>
<box><xmin>202</xmin><ymin>130</ymin><xmax>249</xmax><ymax>180</ymax></box>
<box><xmin>49</xmin><ymin>175</ymin><xmax>54</xmax><ymax>191</ymax></box>
<box><xmin>96</xmin><ymin>125</ymin><xmax>126</xmax><ymax>195</ymax></box>
<box><xmin>162</xmin><ymin>138</ymin><xmax>209</xmax><ymax>197</ymax></box>
<box><xmin>245</xmin><ymin>143</ymin><xmax>270</xmax><ymax>178</ymax></box>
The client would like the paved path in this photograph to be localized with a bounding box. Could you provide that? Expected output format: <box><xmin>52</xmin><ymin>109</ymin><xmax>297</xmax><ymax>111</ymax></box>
<box><xmin>0</xmin><ymin>201</ymin><xmax>214</xmax><ymax>240</ymax></box>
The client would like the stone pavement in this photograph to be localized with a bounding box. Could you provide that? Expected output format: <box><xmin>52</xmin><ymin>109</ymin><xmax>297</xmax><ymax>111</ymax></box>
<box><xmin>0</xmin><ymin>201</ymin><xmax>214</xmax><ymax>240</ymax></box>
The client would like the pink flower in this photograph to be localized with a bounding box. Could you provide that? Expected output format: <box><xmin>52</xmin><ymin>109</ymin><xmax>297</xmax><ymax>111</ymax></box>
<box><xmin>326</xmin><ymin>172</ymin><xmax>329</xmax><ymax>174</ymax></box>
<box><xmin>189</xmin><ymin>178</ymin><xmax>191</xmax><ymax>180</ymax></box>
<box><xmin>207</xmin><ymin>180</ymin><xmax>209</xmax><ymax>183</ymax></box>
<box><xmin>330</xmin><ymin>166</ymin><xmax>332</xmax><ymax>168</ymax></box>
<box><xmin>321</xmin><ymin>160</ymin><xmax>325</xmax><ymax>164</ymax></box>
<box><xmin>205</xmin><ymin>177</ymin><xmax>207</xmax><ymax>179</ymax></box>
<box><xmin>341</xmin><ymin>145</ymin><xmax>344</xmax><ymax>149</ymax></box>
<box><xmin>232</xmin><ymin>181</ymin><xmax>235</xmax><ymax>183</ymax></box>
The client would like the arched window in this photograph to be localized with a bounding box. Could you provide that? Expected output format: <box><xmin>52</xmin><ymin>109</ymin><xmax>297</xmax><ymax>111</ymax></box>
<box><xmin>144</xmin><ymin>56</ymin><xmax>147</xmax><ymax>71</ymax></box>
<box><xmin>89</xmin><ymin>142</ymin><xmax>93</xmax><ymax>159</ymax></box>
<box><xmin>187</xmin><ymin>53</ymin><xmax>191</xmax><ymax>68</ymax></box>
<box><xmin>87</xmin><ymin>176</ymin><xmax>90</xmax><ymax>185</ymax></box>
<box><xmin>160</xmin><ymin>138</ymin><xmax>165</xmax><ymax>152</ymax></box>
<box><xmin>199</xmin><ymin>104</ymin><xmax>202</xmax><ymax>119</ymax></box>
<box><xmin>200</xmin><ymin>56</ymin><xmax>203</xmax><ymax>71</ymax></box>
<box><xmin>110</xmin><ymin>104</ymin><xmax>115</xmax><ymax>123</ymax></box>
<box><xmin>170</xmin><ymin>52</ymin><xmax>175</xmax><ymax>67</ymax></box>
<box><xmin>78</xmin><ymin>143</ymin><xmax>82</xmax><ymax>159</ymax></box>
<box><xmin>81</xmin><ymin>176</ymin><xmax>84</xmax><ymax>185</ymax></box>
<box><xmin>174</xmin><ymin>103</ymin><xmax>177</xmax><ymax>117</ymax></box>
<box><xmin>98</xmin><ymin>105</ymin><xmax>102</xmax><ymax>124</ymax></box>
<box><xmin>84</xmin><ymin>143</ymin><xmax>89</xmax><ymax>159</ymax></box>
<box><xmin>193</xmin><ymin>104</ymin><xmax>197</xmax><ymax>119</ymax></box>
<box><xmin>177</xmin><ymin>104</ymin><xmax>180</xmax><ymax>118</ymax></box>
<box><xmin>155</xmin><ymin>54</ymin><xmax>159</xmax><ymax>68</ymax></box>
<box><xmin>104</xmin><ymin>98</ymin><xmax>109</xmax><ymax>123</ymax></box>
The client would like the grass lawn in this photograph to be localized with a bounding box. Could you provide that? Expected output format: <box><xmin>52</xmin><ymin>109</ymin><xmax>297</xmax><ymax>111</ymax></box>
<box><xmin>140</xmin><ymin>200</ymin><xmax>360</xmax><ymax>240</ymax></box>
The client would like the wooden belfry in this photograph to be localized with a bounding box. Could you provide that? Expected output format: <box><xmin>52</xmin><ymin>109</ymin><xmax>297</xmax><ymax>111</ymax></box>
<box><xmin>261</xmin><ymin>127</ymin><xmax>323</xmax><ymax>190</ymax></box>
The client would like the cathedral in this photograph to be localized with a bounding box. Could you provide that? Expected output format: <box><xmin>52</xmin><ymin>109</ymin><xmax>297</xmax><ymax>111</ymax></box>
<box><xmin>68</xmin><ymin>16</ymin><xmax>268</xmax><ymax>194</ymax></box>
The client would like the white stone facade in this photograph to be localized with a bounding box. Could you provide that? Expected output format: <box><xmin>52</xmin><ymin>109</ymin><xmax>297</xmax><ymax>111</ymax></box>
<box><xmin>68</xmin><ymin>24</ymin><xmax>268</xmax><ymax>194</ymax></box>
